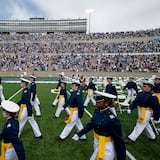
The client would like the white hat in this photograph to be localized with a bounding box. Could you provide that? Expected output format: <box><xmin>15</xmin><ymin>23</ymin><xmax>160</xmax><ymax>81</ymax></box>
<box><xmin>72</xmin><ymin>80</ymin><xmax>81</xmax><ymax>85</ymax></box>
<box><xmin>1</xmin><ymin>100</ymin><xmax>19</xmax><ymax>113</ymax></box>
<box><xmin>20</xmin><ymin>78</ymin><xmax>30</xmax><ymax>83</ymax></box>
<box><xmin>142</xmin><ymin>80</ymin><xmax>154</xmax><ymax>87</ymax></box>
<box><xmin>94</xmin><ymin>91</ymin><xmax>117</xmax><ymax>99</ymax></box>
<box><xmin>59</xmin><ymin>72</ymin><xmax>64</xmax><ymax>76</ymax></box>
<box><xmin>30</xmin><ymin>75</ymin><xmax>36</xmax><ymax>79</ymax></box>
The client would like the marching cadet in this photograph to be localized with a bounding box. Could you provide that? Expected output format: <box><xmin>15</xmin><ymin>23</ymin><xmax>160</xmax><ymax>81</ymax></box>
<box><xmin>153</xmin><ymin>77</ymin><xmax>160</xmax><ymax>103</ymax></box>
<box><xmin>54</xmin><ymin>80</ymin><xmax>69</xmax><ymax>118</ymax></box>
<box><xmin>105</xmin><ymin>77</ymin><xmax>117</xmax><ymax>97</ymax></box>
<box><xmin>18</xmin><ymin>78</ymin><xmax>42</xmax><ymax>138</ymax></box>
<box><xmin>122</xmin><ymin>77</ymin><xmax>138</xmax><ymax>105</ymax></box>
<box><xmin>0</xmin><ymin>77</ymin><xmax>5</xmax><ymax>101</ymax></box>
<box><xmin>105</xmin><ymin>77</ymin><xmax>118</xmax><ymax>115</ymax></box>
<box><xmin>84</xmin><ymin>77</ymin><xmax>96</xmax><ymax>107</ymax></box>
<box><xmin>79</xmin><ymin>75</ymin><xmax>87</xmax><ymax>94</ymax></box>
<box><xmin>56</xmin><ymin>81</ymin><xmax>86</xmax><ymax>141</ymax></box>
<box><xmin>72</xmin><ymin>91</ymin><xmax>126</xmax><ymax>160</ymax></box>
<box><xmin>30</xmin><ymin>75</ymin><xmax>41</xmax><ymax>117</ymax></box>
<box><xmin>0</xmin><ymin>100</ymin><xmax>25</xmax><ymax>160</ymax></box>
<box><xmin>125</xmin><ymin>81</ymin><xmax>160</xmax><ymax>144</ymax></box>
<box><xmin>52</xmin><ymin>72</ymin><xmax>64</xmax><ymax>107</ymax></box>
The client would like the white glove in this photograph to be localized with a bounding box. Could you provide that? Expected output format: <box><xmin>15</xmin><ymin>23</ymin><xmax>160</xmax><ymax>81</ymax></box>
<box><xmin>153</xmin><ymin>119</ymin><xmax>160</xmax><ymax>124</ymax></box>
<box><xmin>127</xmin><ymin>109</ymin><xmax>131</xmax><ymax>114</ymax></box>
<box><xmin>72</xmin><ymin>134</ymin><xmax>79</xmax><ymax>141</ymax></box>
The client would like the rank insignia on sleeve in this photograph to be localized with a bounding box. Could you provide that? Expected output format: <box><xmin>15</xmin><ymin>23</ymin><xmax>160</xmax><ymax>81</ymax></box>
<box><xmin>7</xmin><ymin>123</ymin><xmax>11</xmax><ymax>128</ymax></box>
<box><xmin>109</xmin><ymin>115</ymin><xmax>115</xmax><ymax>119</ymax></box>
<box><xmin>24</xmin><ymin>90</ymin><xmax>27</xmax><ymax>93</ymax></box>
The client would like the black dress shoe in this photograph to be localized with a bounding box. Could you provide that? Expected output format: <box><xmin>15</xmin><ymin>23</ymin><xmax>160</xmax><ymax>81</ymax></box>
<box><xmin>53</xmin><ymin>115</ymin><xmax>58</xmax><ymax>119</ymax></box>
<box><xmin>147</xmin><ymin>137</ymin><xmax>157</xmax><ymax>141</ymax></box>
<box><xmin>36</xmin><ymin>115</ymin><xmax>41</xmax><ymax>117</ymax></box>
<box><xmin>56</xmin><ymin>136</ymin><xmax>65</xmax><ymax>142</ymax></box>
<box><xmin>124</xmin><ymin>138</ymin><xmax>135</xmax><ymax>144</ymax></box>
<box><xmin>35</xmin><ymin>135</ymin><xmax>43</xmax><ymax>139</ymax></box>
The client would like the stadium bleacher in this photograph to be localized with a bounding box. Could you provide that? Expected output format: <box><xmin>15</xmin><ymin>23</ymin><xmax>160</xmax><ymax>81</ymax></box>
<box><xmin>0</xmin><ymin>28</ymin><xmax>160</xmax><ymax>72</ymax></box>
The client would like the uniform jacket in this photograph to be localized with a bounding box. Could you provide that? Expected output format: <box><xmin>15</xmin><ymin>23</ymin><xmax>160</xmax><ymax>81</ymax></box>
<box><xmin>87</xmin><ymin>82</ymin><xmax>96</xmax><ymax>91</ymax></box>
<box><xmin>30</xmin><ymin>82</ymin><xmax>36</xmax><ymax>101</ymax></box>
<box><xmin>130</xmin><ymin>91</ymin><xmax>160</xmax><ymax>120</ymax></box>
<box><xmin>64</xmin><ymin>90</ymin><xmax>84</xmax><ymax>118</ymax></box>
<box><xmin>77</xmin><ymin>108</ymin><xmax>126</xmax><ymax>160</ymax></box>
<box><xmin>56</xmin><ymin>79</ymin><xmax>62</xmax><ymax>89</ymax></box>
<box><xmin>123</xmin><ymin>81</ymin><xmax>138</xmax><ymax>93</ymax></box>
<box><xmin>0</xmin><ymin>117</ymin><xmax>25</xmax><ymax>160</ymax></box>
<box><xmin>153</xmin><ymin>83</ymin><xmax>160</xmax><ymax>93</ymax></box>
<box><xmin>105</xmin><ymin>83</ymin><xmax>117</xmax><ymax>96</ymax></box>
<box><xmin>59</xmin><ymin>87</ymin><xmax>67</xmax><ymax>101</ymax></box>
<box><xmin>17</xmin><ymin>88</ymin><xmax>32</xmax><ymax>116</ymax></box>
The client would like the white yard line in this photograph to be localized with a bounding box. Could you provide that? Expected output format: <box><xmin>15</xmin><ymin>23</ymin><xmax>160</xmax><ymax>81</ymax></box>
<box><xmin>8</xmin><ymin>88</ymin><xmax>23</xmax><ymax>101</ymax></box>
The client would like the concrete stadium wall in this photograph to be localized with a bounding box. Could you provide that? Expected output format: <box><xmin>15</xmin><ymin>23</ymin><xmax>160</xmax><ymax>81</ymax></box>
<box><xmin>0</xmin><ymin>71</ymin><xmax>159</xmax><ymax>78</ymax></box>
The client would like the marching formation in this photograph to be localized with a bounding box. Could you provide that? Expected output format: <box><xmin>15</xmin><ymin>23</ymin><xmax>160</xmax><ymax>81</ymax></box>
<box><xmin>0</xmin><ymin>74</ymin><xmax>160</xmax><ymax>160</ymax></box>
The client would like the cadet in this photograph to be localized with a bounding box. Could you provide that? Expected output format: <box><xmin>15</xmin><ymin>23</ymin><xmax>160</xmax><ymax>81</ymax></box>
<box><xmin>122</xmin><ymin>77</ymin><xmax>138</xmax><ymax>104</ymax></box>
<box><xmin>79</xmin><ymin>75</ymin><xmax>87</xmax><ymax>94</ymax></box>
<box><xmin>105</xmin><ymin>77</ymin><xmax>118</xmax><ymax>115</ymax></box>
<box><xmin>84</xmin><ymin>77</ymin><xmax>96</xmax><ymax>107</ymax></box>
<box><xmin>0</xmin><ymin>77</ymin><xmax>5</xmax><ymax>101</ymax></box>
<box><xmin>54</xmin><ymin>80</ymin><xmax>69</xmax><ymax>118</ymax></box>
<box><xmin>18</xmin><ymin>78</ymin><xmax>42</xmax><ymax>138</ymax></box>
<box><xmin>125</xmin><ymin>81</ymin><xmax>160</xmax><ymax>144</ymax></box>
<box><xmin>153</xmin><ymin>77</ymin><xmax>160</xmax><ymax>103</ymax></box>
<box><xmin>52</xmin><ymin>72</ymin><xmax>64</xmax><ymax>107</ymax></box>
<box><xmin>57</xmin><ymin>81</ymin><xmax>86</xmax><ymax>141</ymax></box>
<box><xmin>0</xmin><ymin>100</ymin><xmax>25</xmax><ymax>160</ymax></box>
<box><xmin>72</xmin><ymin>91</ymin><xmax>126</xmax><ymax>160</ymax></box>
<box><xmin>105</xmin><ymin>77</ymin><xmax>117</xmax><ymax>97</ymax></box>
<box><xmin>30</xmin><ymin>75</ymin><xmax>41</xmax><ymax>117</ymax></box>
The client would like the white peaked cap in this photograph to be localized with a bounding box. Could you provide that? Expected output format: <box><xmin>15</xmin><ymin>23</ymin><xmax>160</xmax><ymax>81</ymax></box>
<box><xmin>20</xmin><ymin>78</ymin><xmax>30</xmax><ymax>83</ymax></box>
<box><xmin>1</xmin><ymin>100</ymin><xmax>19</xmax><ymax>113</ymax></box>
<box><xmin>94</xmin><ymin>91</ymin><xmax>117</xmax><ymax>99</ymax></box>
<box><xmin>72</xmin><ymin>80</ymin><xmax>81</xmax><ymax>85</ymax></box>
<box><xmin>30</xmin><ymin>75</ymin><xmax>36</xmax><ymax>79</ymax></box>
<box><xmin>59</xmin><ymin>72</ymin><xmax>64</xmax><ymax>76</ymax></box>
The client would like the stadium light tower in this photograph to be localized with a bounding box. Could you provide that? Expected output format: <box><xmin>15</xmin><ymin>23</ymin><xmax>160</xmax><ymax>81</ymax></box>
<box><xmin>85</xmin><ymin>9</ymin><xmax>95</xmax><ymax>34</ymax></box>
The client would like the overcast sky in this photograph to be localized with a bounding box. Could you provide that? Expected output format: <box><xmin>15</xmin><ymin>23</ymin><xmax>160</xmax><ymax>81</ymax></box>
<box><xmin>0</xmin><ymin>0</ymin><xmax>160</xmax><ymax>32</ymax></box>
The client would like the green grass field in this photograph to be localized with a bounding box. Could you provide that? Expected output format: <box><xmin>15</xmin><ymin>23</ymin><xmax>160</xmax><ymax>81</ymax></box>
<box><xmin>0</xmin><ymin>83</ymin><xmax>160</xmax><ymax>160</ymax></box>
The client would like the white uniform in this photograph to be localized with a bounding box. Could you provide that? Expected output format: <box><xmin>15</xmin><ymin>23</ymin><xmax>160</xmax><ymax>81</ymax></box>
<box><xmin>124</xmin><ymin>88</ymin><xmax>136</xmax><ymax>104</ymax></box>
<box><xmin>52</xmin><ymin>81</ymin><xmax>62</xmax><ymax>106</ymax></box>
<box><xmin>30</xmin><ymin>82</ymin><xmax>41</xmax><ymax>116</ymax></box>
<box><xmin>19</xmin><ymin>107</ymin><xmax>42</xmax><ymax>137</ymax></box>
<box><xmin>128</xmin><ymin>108</ymin><xmax>156</xmax><ymax>141</ymax></box>
<box><xmin>84</xmin><ymin>89</ymin><xmax>96</xmax><ymax>107</ymax></box>
<box><xmin>0</xmin><ymin>85</ymin><xmax>5</xmax><ymax>101</ymax></box>
<box><xmin>90</xmin><ymin>137</ymin><xmax>115</xmax><ymax>160</ymax></box>
<box><xmin>59</xmin><ymin>109</ymin><xmax>86</xmax><ymax>139</ymax></box>
<box><xmin>55</xmin><ymin>96</ymin><xmax>70</xmax><ymax>118</ymax></box>
<box><xmin>31</xmin><ymin>95</ymin><xmax>41</xmax><ymax>116</ymax></box>
<box><xmin>5</xmin><ymin>147</ymin><xmax>18</xmax><ymax>160</ymax></box>
<box><xmin>52</xmin><ymin>95</ymin><xmax>59</xmax><ymax>106</ymax></box>
<box><xmin>18</xmin><ymin>87</ymin><xmax>42</xmax><ymax>138</ymax></box>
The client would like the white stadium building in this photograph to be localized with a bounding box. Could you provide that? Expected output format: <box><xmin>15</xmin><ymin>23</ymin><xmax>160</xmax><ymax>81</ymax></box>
<box><xmin>0</xmin><ymin>18</ymin><xmax>87</xmax><ymax>33</ymax></box>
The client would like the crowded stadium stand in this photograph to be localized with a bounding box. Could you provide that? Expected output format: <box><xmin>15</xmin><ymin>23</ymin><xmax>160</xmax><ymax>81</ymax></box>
<box><xmin>0</xmin><ymin>21</ymin><xmax>160</xmax><ymax>73</ymax></box>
